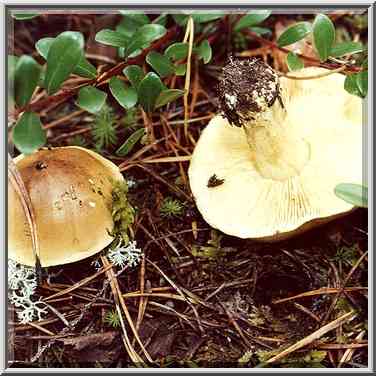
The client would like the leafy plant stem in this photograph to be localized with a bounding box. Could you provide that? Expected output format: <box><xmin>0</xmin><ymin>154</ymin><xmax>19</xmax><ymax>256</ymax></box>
<box><xmin>12</xmin><ymin>26</ymin><xmax>179</xmax><ymax>119</ymax></box>
<box><xmin>243</xmin><ymin>29</ymin><xmax>362</xmax><ymax>74</ymax></box>
<box><xmin>183</xmin><ymin>17</ymin><xmax>194</xmax><ymax>141</ymax></box>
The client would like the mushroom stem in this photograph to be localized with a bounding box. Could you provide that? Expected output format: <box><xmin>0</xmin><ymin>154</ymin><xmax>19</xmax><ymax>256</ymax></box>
<box><xmin>242</xmin><ymin>87</ymin><xmax>310</xmax><ymax>182</ymax></box>
<box><xmin>218</xmin><ymin>57</ymin><xmax>311</xmax><ymax>181</ymax></box>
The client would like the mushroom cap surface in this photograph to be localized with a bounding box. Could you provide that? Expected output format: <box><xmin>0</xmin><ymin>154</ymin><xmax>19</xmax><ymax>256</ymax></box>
<box><xmin>9</xmin><ymin>146</ymin><xmax>124</xmax><ymax>266</ymax></box>
<box><xmin>189</xmin><ymin>67</ymin><xmax>364</xmax><ymax>240</ymax></box>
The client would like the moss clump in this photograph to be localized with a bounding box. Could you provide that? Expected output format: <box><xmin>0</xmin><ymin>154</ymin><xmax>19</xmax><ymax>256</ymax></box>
<box><xmin>109</xmin><ymin>179</ymin><xmax>135</xmax><ymax>245</ymax></box>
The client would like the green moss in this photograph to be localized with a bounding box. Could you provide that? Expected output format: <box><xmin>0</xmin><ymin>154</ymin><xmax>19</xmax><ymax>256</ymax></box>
<box><xmin>109</xmin><ymin>179</ymin><xmax>135</xmax><ymax>245</ymax></box>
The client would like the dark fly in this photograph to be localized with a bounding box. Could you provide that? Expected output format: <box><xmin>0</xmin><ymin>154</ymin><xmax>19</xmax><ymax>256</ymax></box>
<box><xmin>207</xmin><ymin>174</ymin><xmax>225</xmax><ymax>188</ymax></box>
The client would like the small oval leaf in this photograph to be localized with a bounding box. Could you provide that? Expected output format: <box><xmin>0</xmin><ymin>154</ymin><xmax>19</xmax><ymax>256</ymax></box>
<box><xmin>344</xmin><ymin>74</ymin><xmax>363</xmax><ymax>98</ymax></box>
<box><xmin>234</xmin><ymin>10</ymin><xmax>271</xmax><ymax>32</ymax></box>
<box><xmin>313</xmin><ymin>14</ymin><xmax>335</xmax><ymax>62</ymax></box>
<box><xmin>277</xmin><ymin>22</ymin><xmax>312</xmax><ymax>47</ymax></box>
<box><xmin>175</xmin><ymin>64</ymin><xmax>187</xmax><ymax>76</ymax></box>
<box><xmin>330</xmin><ymin>42</ymin><xmax>364</xmax><ymax>58</ymax></box>
<box><xmin>116</xmin><ymin>128</ymin><xmax>146</xmax><ymax>156</ymax></box>
<box><xmin>77</xmin><ymin>86</ymin><xmax>107</xmax><ymax>114</ymax></box>
<box><xmin>8</xmin><ymin>55</ymin><xmax>19</xmax><ymax>82</ymax></box>
<box><xmin>165</xmin><ymin>42</ymin><xmax>189</xmax><ymax>61</ymax></box>
<box><xmin>146</xmin><ymin>51</ymin><xmax>175</xmax><ymax>78</ymax></box>
<box><xmin>138</xmin><ymin>72</ymin><xmax>164</xmax><ymax>112</ymax></box>
<box><xmin>73</xmin><ymin>57</ymin><xmax>97</xmax><ymax>79</ymax></box>
<box><xmin>45</xmin><ymin>31</ymin><xmax>84</xmax><ymax>94</ymax></box>
<box><xmin>197</xmin><ymin>40</ymin><xmax>212</xmax><ymax>64</ymax></box>
<box><xmin>95</xmin><ymin>29</ymin><xmax>129</xmax><ymax>47</ymax></box>
<box><xmin>191</xmin><ymin>12</ymin><xmax>225</xmax><ymax>23</ymax></box>
<box><xmin>123</xmin><ymin>65</ymin><xmax>145</xmax><ymax>90</ymax></box>
<box><xmin>12</xmin><ymin>13</ymin><xmax>39</xmax><ymax>20</ymax></box>
<box><xmin>125</xmin><ymin>24</ymin><xmax>166</xmax><ymax>57</ymax></box>
<box><xmin>13</xmin><ymin>112</ymin><xmax>46</xmax><ymax>154</ymax></box>
<box><xmin>156</xmin><ymin>89</ymin><xmax>185</xmax><ymax>108</ymax></box>
<box><xmin>109</xmin><ymin>77</ymin><xmax>138</xmax><ymax>110</ymax></box>
<box><xmin>335</xmin><ymin>183</ymin><xmax>367</xmax><ymax>208</ymax></box>
<box><xmin>14</xmin><ymin>55</ymin><xmax>41</xmax><ymax>107</ymax></box>
<box><xmin>250</xmin><ymin>27</ymin><xmax>272</xmax><ymax>36</ymax></box>
<box><xmin>36</xmin><ymin>37</ymin><xmax>96</xmax><ymax>79</ymax></box>
<box><xmin>35</xmin><ymin>37</ymin><xmax>54</xmax><ymax>59</ymax></box>
<box><xmin>356</xmin><ymin>70</ymin><xmax>368</xmax><ymax>98</ymax></box>
<box><xmin>286</xmin><ymin>52</ymin><xmax>304</xmax><ymax>71</ymax></box>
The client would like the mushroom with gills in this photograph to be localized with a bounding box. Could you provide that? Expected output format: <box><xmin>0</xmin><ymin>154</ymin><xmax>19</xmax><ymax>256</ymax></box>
<box><xmin>9</xmin><ymin>146</ymin><xmax>127</xmax><ymax>266</ymax></box>
<box><xmin>188</xmin><ymin>58</ymin><xmax>364</xmax><ymax>240</ymax></box>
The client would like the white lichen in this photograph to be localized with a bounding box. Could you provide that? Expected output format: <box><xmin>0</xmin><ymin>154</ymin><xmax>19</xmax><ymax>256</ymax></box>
<box><xmin>225</xmin><ymin>93</ymin><xmax>238</xmax><ymax>109</ymax></box>
<box><xmin>126</xmin><ymin>178</ymin><xmax>137</xmax><ymax>189</ymax></box>
<box><xmin>8</xmin><ymin>259</ymin><xmax>47</xmax><ymax>324</ymax></box>
<box><xmin>107</xmin><ymin>240</ymin><xmax>142</xmax><ymax>269</ymax></box>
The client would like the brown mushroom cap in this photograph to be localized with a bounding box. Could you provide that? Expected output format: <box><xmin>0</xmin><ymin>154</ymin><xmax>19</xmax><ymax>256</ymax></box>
<box><xmin>9</xmin><ymin>146</ymin><xmax>124</xmax><ymax>266</ymax></box>
<box><xmin>189</xmin><ymin>67</ymin><xmax>364</xmax><ymax>240</ymax></box>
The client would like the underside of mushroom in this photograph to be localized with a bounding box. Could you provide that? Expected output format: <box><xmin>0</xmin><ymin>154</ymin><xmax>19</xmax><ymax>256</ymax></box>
<box><xmin>189</xmin><ymin>59</ymin><xmax>364</xmax><ymax>240</ymax></box>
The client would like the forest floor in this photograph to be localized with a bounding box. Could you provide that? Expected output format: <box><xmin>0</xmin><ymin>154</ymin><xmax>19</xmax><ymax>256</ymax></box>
<box><xmin>8</xmin><ymin>10</ymin><xmax>368</xmax><ymax>368</ymax></box>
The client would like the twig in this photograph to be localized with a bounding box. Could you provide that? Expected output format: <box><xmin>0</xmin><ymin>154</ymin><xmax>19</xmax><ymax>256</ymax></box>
<box><xmin>183</xmin><ymin>17</ymin><xmax>194</xmax><ymax>140</ymax></box>
<box><xmin>338</xmin><ymin>330</ymin><xmax>366</xmax><ymax>367</ymax></box>
<box><xmin>272</xmin><ymin>286</ymin><xmax>367</xmax><ymax>304</ymax></box>
<box><xmin>321</xmin><ymin>251</ymin><xmax>368</xmax><ymax>325</ymax></box>
<box><xmin>265</xmin><ymin>311</ymin><xmax>356</xmax><ymax>364</ymax></box>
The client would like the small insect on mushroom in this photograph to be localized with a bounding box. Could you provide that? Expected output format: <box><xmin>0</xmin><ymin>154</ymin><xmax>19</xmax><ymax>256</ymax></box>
<box><xmin>207</xmin><ymin>174</ymin><xmax>225</xmax><ymax>188</ymax></box>
<box><xmin>189</xmin><ymin>57</ymin><xmax>363</xmax><ymax>240</ymax></box>
<box><xmin>8</xmin><ymin>146</ymin><xmax>132</xmax><ymax>267</ymax></box>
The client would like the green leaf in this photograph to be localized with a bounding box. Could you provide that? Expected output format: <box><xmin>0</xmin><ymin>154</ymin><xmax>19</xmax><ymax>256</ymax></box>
<box><xmin>8</xmin><ymin>55</ymin><xmax>19</xmax><ymax>82</ymax></box>
<box><xmin>250</xmin><ymin>27</ymin><xmax>272</xmax><ymax>36</ymax></box>
<box><xmin>153</xmin><ymin>14</ymin><xmax>168</xmax><ymax>26</ymax></box>
<box><xmin>165</xmin><ymin>42</ymin><xmax>189</xmax><ymax>61</ymax></box>
<box><xmin>116</xmin><ymin>13</ymin><xmax>149</xmax><ymax>38</ymax></box>
<box><xmin>123</xmin><ymin>65</ymin><xmax>144</xmax><ymax>90</ymax></box>
<box><xmin>344</xmin><ymin>74</ymin><xmax>362</xmax><ymax>97</ymax></box>
<box><xmin>13</xmin><ymin>112</ymin><xmax>46</xmax><ymax>154</ymax></box>
<box><xmin>234</xmin><ymin>10</ymin><xmax>271</xmax><ymax>32</ymax></box>
<box><xmin>146</xmin><ymin>51</ymin><xmax>175</xmax><ymax>77</ymax></box>
<box><xmin>95</xmin><ymin>29</ymin><xmax>128</xmax><ymax>47</ymax></box>
<box><xmin>313</xmin><ymin>14</ymin><xmax>335</xmax><ymax>62</ymax></box>
<box><xmin>36</xmin><ymin>37</ymin><xmax>96</xmax><ymax>79</ymax></box>
<box><xmin>156</xmin><ymin>89</ymin><xmax>185</xmax><ymax>108</ymax></box>
<box><xmin>191</xmin><ymin>12</ymin><xmax>225</xmax><ymax>23</ymax></box>
<box><xmin>116</xmin><ymin>128</ymin><xmax>146</xmax><ymax>156</ymax></box>
<box><xmin>73</xmin><ymin>57</ymin><xmax>97</xmax><ymax>79</ymax></box>
<box><xmin>45</xmin><ymin>31</ymin><xmax>84</xmax><ymax>94</ymax></box>
<box><xmin>330</xmin><ymin>42</ymin><xmax>364</xmax><ymax>58</ymax></box>
<box><xmin>119</xmin><ymin>11</ymin><xmax>149</xmax><ymax>23</ymax></box>
<box><xmin>109</xmin><ymin>77</ymin><xmax>138</xmax><ymax>110</ymax></box>
<box><xmin>197</xmin><ymin>40</ymin><xmax>212</xmax><ymax>64</ymax></box>
<box><xmin>125</xmin><ymin>24</ymin><xmax>166</xmax><ymax>57</ymax></box>
<box><xmin>175</xmin><ymin>64</ymin><xmax>187</xmax><ymax>76</ymax></box>
<box><xmin>14</xmin><ymin>55</ymin><xmax>41</xmax><ymax>107</ymax></box>
<box><xmin>356</xmin><ymin>70</ymin><xmax>368</xmax><ymax>97</ymax></box>
<box><xmin>138</xmin><ymin>72</ymin><xmax>164</xmax><ymax>112</ymax></box>
<box><xmin>344</xmin><ymin>72</ymin><xmax>367</xmax><ymax>98</ymax></box>
<box><xmin>35</xmin><ymin>37</ymin><xmax>54</xmax><ymax>59</ymax></box>
<box><xmin>77</xmin><ymin>86</ymin><xmax>107</xmax><ymax>113</ymax></box>
<box><xmin>286</xmin><ymin>52</ymin><xmax>304</xmax><ymax>71</ymax></box>
<box><xmin>335</xmin><ymin>183</ymin><xmax>367</xmax><ymax>208</ymax></box>
<box><xmin>12</xmin><ymin>13</ymin><xmax>38</xmax><ymax>20</ymax></box>
<box><xmin>172</xmin><ymin>14</ymin><xmax>189</xmax><ymax>26</ymax></box>
<box><xmin>277</xmin><ymin>22</ymin><xmax>312</xmax><ymax>47</ymax></box>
